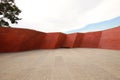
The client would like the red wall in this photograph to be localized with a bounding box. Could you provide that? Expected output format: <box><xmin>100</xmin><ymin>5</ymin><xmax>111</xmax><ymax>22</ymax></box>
<box><xmin>0</xmin><ymin>26</ymin><xmax>120</xmax><ymax>52</ymax></box>
<box><xmin>99</xmin><ymin>26</ymin><xmax>120</xmax><ymax>50</ymax></box>
<box><xmin>62</xmin><ymin>33</ymin><xmax>83</xmax><ymax>48</ymax></box>
<box><xmin>40</xmin><ymin>32</ymin><xmax>66</xmax><ymax>49</ymax></box>
<box><xmin>20</xmin><ymin>32</ymin><xmax>45</xmax><ymax>51</ymax></box>
<box><xmin>80</xmin><ymin>31</ymin><xmax>102</xmax><ymax>48</ymax></box>
<box><xmin>74</xmin><ymin>33</ymin><xmax>84</xmax><ymax>48</ymax></box>
<box><xmin>0</xmin><ymin>27</ymin><xmax>45</xmax><ymax>52</ymax></box>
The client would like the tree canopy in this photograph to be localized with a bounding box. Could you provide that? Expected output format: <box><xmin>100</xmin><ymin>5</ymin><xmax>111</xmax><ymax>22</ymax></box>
<box><xmin>0</xmin><ymin>0</ymin><xmax>21</xmax><ymax>27</ymax></box>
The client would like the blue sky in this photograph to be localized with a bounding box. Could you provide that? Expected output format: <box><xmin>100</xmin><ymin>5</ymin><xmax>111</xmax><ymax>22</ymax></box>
<box><xmin>11</xmin><ymin>0</ymin><xmax>120</xmax><ymax>32</ymax></box>
<box><xmin>66</xmin><ymin>16</ymin><xmax>120</xmax><ymax>33</ymax></box>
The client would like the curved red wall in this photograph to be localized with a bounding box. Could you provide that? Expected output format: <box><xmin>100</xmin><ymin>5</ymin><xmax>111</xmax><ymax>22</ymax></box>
<box><xmin>40</xmin><ymin>32</ymin><xmax>66</xmax><ymax>49</ymax></box>
<box><xmin>80</xmin><ymin>31</ymin><xmax>102</xmax><ymax>48</ymax></box>
<box><xmin>0</xmin><ymin>27</ymin><xmax>45</xmax><ymax>52</ymax></box>
<box><xmin>62</xmin><ymin>33</ymin><xmax>83</xmax><ymax>48</ymax></box>
<box><xmin>99</xmin><ymin>27</ymin><xmax>120</xmax><ymax>50</ymax></box>
<box><xmin>0</xmin><ymin>26</ymin><xmax>120</xmax><ymax>52</ymax></box>
<box><xmin>20</xmin><ymin>32</ymin><xmax>45</xmax><ymax>51</ymax></box>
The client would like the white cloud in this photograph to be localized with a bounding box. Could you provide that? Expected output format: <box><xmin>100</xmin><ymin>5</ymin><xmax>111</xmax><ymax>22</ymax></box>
<box><xmin>12</xmin><ymin>0</ymin><xmax>120</xmax><ymax>32</ymax></box>
<box><xmin>69</xmin><ymin>0</ymin><xmax>120</xmax><ymax>31</ymax></box>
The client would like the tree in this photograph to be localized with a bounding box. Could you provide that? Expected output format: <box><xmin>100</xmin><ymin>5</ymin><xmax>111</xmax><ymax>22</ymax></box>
<box><xmin>0</xmin><ymin>0</ymin><xmax>21</xmax><ymax>27</ymax></box>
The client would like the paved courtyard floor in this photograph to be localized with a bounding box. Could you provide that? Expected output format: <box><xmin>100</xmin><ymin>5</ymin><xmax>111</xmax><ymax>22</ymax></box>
<box><xmin>0</xmin><ymin>48</ymin><xmax>120</xmax><ymax>80</ymax></box>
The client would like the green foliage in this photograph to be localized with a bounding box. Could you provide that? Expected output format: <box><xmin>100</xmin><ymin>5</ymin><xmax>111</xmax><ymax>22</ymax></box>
<box><xmin>0</xmin><ymin>0</ymin><xmax>21</xmax><ymax>27</ymax></box>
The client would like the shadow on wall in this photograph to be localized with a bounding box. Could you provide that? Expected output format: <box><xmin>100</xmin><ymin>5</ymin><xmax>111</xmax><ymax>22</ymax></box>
<box><xmin>0</xmin><ymin>26</ymin><xmax>120</xmax><ymax>52</ymax></box>
<box><xmin>62</xmin><ymin>33</ymin><xmax>84</xmax><ymax>48</ymax></box>
<box><xmin>40</xmin><ymin>32</ymin><xmax>66</xmax><ymax>49</ymax></box>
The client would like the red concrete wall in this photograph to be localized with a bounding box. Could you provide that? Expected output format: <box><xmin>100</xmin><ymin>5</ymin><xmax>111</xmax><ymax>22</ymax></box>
<box><xmin>62</xmin><ymin>33</ymin><xmax>77</xmax><ymax>48</ymax></box>
<box><xmin>40</xmin><ymin>32</ymin><xmax>66</xmax><ymax>49</ymax></box>
<box><xmin>1</xmin><ymin>26</ymin><xmax>120</xmax><ymax>52</ymax></box>
<box><xmin>20</xmin><ymin>32</ymin><xmax>45</xmax><ymax>51</ymax></box>
<box><xmin>0</xmin><ymin>27</ymin><xmax>45</xmax><ymax>52</ymax></box>
<box><xmin>55</xmin><ymin>33</ymin><xmax>66</xmax><ymax>48</ymax></box>
<box><xmin>80</xmin><ymin>31</ymin><xmax>102</xmax><ymax>48</ymax></box>
<box><xmin>74</xmin><ymin>33</ymin><xmax>84</xmax><ymax>48</ymax></box>
<box><xmin>62</xmin><ymin>33</ymin><xmax>84</xmax><ymax>48</ymax></box>
<box><xmin>99</xmin><ymin>26</ymin><xmax>120</xmax><ymax>50</ymax></box>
